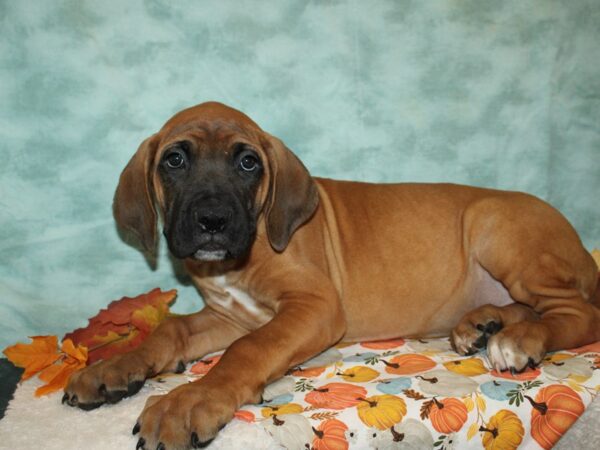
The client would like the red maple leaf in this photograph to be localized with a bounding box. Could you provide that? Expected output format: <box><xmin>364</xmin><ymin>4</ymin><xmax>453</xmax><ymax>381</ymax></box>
<box><xmin>64</xmin><ymin>288</ymin><xmax>177</xmax><ymax>364</ymax></box>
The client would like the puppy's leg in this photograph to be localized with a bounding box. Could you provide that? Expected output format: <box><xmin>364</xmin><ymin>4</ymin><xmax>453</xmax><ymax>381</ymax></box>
<box><xmin>64</xmin><ymin>307</ymin><xmax>246</xmax><ymax>409</ymax></box>
<box><xmin>451</xmin><ymin>303</ymin><xmax>538</xmax><ymax>355</ymax></box>
<box><xmin>465</xmin><ymin>194</ymin><xmax>600</xmax><ymax>372</ymax></box>
<box><xmin>134</xmin><ymin>283</ymin><xmax>346</xmax><ymax>449</ymax></box>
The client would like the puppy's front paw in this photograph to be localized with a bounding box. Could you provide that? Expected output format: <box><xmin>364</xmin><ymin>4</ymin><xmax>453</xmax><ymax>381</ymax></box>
<box><xmin>486</xmin><ymin>323</ymin><xmax>546</xmax><ymax>373</ymax></box>
<box><xmin>134</xmin><ymin>383</ymin><xmax>236</xmax><ymax>450</ymax></box>
<box><xmin>63</xmin><ymin>352</ymin><xmax>151</xmax><ymax>410</ymax></box>
<box><xmin>451</xmin><ymin>319</ymin><xmax>502</xmax><ymax>356</ymax></box>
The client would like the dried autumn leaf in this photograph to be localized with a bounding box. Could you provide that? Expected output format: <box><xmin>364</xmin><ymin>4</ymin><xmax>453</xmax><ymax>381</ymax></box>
<box><xmin>78</xmin><ymin>329</ymin><xmax>143</xmax><ymax>365</ymax></box>
<box><xmin>131</xmin><ymin>303</ymin><xmax>170</xmax><ymax>333</ymax></box>
<box><xmin>3</xmin><ymin>336</ymin><xmax>61</xmax><ymax>381</ymax></box>
<box><xmin>3</xmin><ymin>336</ymin><xmax>89</xmax><ymax>397</ymax></box>
<box><xmin>64</xmin><ymin>288</ymin><xmax>177</xmax><ymax>364</ymax></box>
<box><xmin>35</xmin><ymin>339</ymin><xmax>88</xmax><ymax>396</ymax></box>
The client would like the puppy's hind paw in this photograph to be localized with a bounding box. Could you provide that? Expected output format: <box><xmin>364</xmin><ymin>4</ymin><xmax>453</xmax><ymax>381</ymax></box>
<box><xmin>451</xmin><ymin>320</ymin><xmax>502</xmax><ymax>356</ymax></box>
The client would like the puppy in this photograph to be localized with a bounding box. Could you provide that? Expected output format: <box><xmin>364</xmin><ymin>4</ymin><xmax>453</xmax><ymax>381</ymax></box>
<box><xmin>64</xmin><ymin>102</ymin><xmax>600</xmax><ymax>449</ymax></box>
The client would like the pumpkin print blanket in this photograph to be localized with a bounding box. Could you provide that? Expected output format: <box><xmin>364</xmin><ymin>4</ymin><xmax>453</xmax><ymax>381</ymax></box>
<box><xmin>225</xmin><ymin>337</ymin><xmax>600</xmax><ymax>449</ymax></box>
<box><xmin>1</xmin><ymin>337</ymin><xmax>599</xmax><ymax>449</ymax></box>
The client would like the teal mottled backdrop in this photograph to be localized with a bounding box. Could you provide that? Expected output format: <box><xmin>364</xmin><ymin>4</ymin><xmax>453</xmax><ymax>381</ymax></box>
<box><xmin>1</xmin><ymin>0</ymin><xmax>599</xmax><ymax>349</ymax></box>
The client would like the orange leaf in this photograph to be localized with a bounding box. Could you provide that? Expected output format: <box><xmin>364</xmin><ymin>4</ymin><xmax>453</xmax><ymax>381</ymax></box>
<box><xmin>61</xmin><ymin>338</ymin><xmax>88</xmax><ymax>364</ymax></box>
<box><xmin>3</xmin><ymin>336</ymin><xmax>61</xmax><ymax>381</ymax></box>
<box><xmin>35</xmin><ymin>357</ymin><xmax>86</xmax><ymax>397</ymax></box>
<box><xmin>35</xmin><ymin>339</ymin><xmax>88</xmax><ymax>396</ymax></box>
<box><xmin>64</xmin><ymin>288</ymin><xmax>176</xmax><ymax>364</ymax></box>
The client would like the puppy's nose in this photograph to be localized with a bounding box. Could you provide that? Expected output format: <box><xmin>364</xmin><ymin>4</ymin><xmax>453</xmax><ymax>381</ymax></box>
<box><xmin>197</xmin><ymin>212</ymin><xmax>228</xmax><ymax>234</ymax></box>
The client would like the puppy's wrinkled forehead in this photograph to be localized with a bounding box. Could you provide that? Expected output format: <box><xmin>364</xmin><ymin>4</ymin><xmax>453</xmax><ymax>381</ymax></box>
<box><xmin>158</xmin><ymin>102</ymin><xmax>263</xmax><ymax>146</ymax></box>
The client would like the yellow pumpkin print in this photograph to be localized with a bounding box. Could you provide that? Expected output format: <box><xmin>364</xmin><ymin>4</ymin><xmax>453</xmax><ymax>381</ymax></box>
<box><xmin>443</xmin><ymin>357</ymin><xmax>488</xmax><ymax>376</ymax></box>
<box><xmin>261</xmin><ymin>403</ymin><xmax>304</xmax><ymax>418</ymax></box>
<box><xmin>480</xmin><ymin>409</ymin><xmax>524</xmax><ymax>450</ymax></box>
<box><xmin>338</xmin><ymin>366</ymin><xmax>380</xmax><ymax>382</ymax></box>
<box><xmin>356</xmin><ymin>394</ymin><xmax>407</xmax><ymax>430</ymax></box>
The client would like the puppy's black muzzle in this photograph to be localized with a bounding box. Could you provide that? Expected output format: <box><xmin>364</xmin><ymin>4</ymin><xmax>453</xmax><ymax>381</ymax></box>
<box><xmin>164</xmin><ymin>191</ymin><xmax>255</xmax><ymax>261</ymax></box>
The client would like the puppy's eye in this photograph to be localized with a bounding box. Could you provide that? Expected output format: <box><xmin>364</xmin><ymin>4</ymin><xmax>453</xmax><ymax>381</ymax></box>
<box><xmin>239</xmin><ymin>154</ymin><xmax>259</xmax><ymax>172</ymax></box>
<box><xmin>164</xmin><ymin>151</ymin><xmax>185</xmax><ymax>169</ymax></box>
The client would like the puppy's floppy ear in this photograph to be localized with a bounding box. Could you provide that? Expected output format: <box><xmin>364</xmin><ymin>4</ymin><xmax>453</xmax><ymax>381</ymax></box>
<box><xmin>263</xmin><ymin>133</ymin><xmax>319</xmax><ymax>252</ymax></box>
<box><xmin>113</xmin><ymin>135</ymin><xmax>159</xmax><ymax>255</ymax></box>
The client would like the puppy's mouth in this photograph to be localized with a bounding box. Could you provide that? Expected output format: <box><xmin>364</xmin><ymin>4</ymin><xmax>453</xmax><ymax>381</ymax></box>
<box><xmin>192</xmin><ymin>241</ymin><xmax>229</xmax><ymax>261</ymax></box>
<box><xmin>193</xmin><ymin>248</ymin><xmax>228</xmax><ymax>261</ymax></box>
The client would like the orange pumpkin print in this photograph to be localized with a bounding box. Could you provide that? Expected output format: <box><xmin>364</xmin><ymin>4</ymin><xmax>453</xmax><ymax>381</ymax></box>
<box><xmin>528</xmin><ymin>385</ymin><xmax>584</xmax><ymax>449</ymax></box>
<box><xmin>312</xmin><ymin>418</ymin><xmax>349</xmax><ymax>450</ymax></box>
<box><xmin>480</xmin><ymin>410</ymin><xmax>524</xmax><ymax>450</ymax></box>
<box><xmin>429</xmin><ymin>397</ymin><xmax>468</xmax><ymax>434</ymax></box>
<box><xmin>291</xmin><ymin>366</ymin><xmax>326</xmax><ymax>377</ymax></box>
<box><xmin>490</xmin><ymin>367</ymin><xmax>541</xmax><ymax>381</ymax></box>
<box><xmin>356</xmin><ymin>394</ymin><xmax>407</xmax><ymax>430</ymax></box>
<box><xmin>569</xmin><ymin>340</ymin><xmax>600</xmax><ymax>354</ymax></box>
<box><xmin>361</xmin><ymin>338</ymin><xmax>405</xmax><ymax>349</ymax></box>
<box><xmin>189</xmin><ymin>354</ymin><xmax>222</xmax><ymax>375</ymax></box>
<box><xmin>305</xmin><ymin>383</ymin><xmax>367</xmax><ymax>410</ymax></box>
<box><xmin>384</xmin><ymin>354</ymin><xmax>436</xmax><ymax>375</ymax></box>
<box><xmin>233</xmin><ymin>410</ymin><xmax>255</xmax><ymax>423</ymax></box>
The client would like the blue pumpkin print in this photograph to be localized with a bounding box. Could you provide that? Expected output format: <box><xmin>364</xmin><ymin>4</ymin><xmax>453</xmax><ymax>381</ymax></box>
<box><xmin>261</xmin><ymin>393</ymin><xmax>294</xmax><ymax>406</ymax></box>
<box><xmin>480</xmin><ymin>380</ymin><xmax>519</xmax><ymax>401</ymax></box>
<box><xmin>376</xmin><ymin>377</ymin><xmax>411</xmax><ymax>394</ymax></box>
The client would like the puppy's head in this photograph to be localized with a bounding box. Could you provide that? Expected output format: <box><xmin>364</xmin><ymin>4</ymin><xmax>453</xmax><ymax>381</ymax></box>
<box><xmin>113</xmin><ymin>102</ymin><xmax>318</xmax><ymax>262</ymax></box>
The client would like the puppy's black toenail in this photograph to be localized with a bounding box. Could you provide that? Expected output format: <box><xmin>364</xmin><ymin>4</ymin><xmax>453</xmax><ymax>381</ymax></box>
<box><xmin>67</xmin><ymin>394</ymin><xmax>78</xmax><ymax>406</ymax></box>
<box><xmin>175</xmin><ymin>360</ymin><xmax>186</xmax><ymax>374</ymax></box>
<box><xmin>528</xmin><ymin>357</ymin><xmax>537</xmax><ymax>369</ymax></box>
<box><xmin>509</xmin><ymin>367</ymin><xmax>517</xmax><ymax>376</ymax></box>
<box><xmin>128</xmin><ymin>379</ymin><xmax>145</xmax><ymax>396</ymax></box>
<box><xmin>105</xmin><ymin>389</ymin><xmax>128</xmax><ymax>404</ymax></box>
<box><xmin>132</xmin><ymin>422</ymin><xmax>141</xmax><ymax>435</ymax></box>
<box><xmin>156</xmin><ymin>443</ymin><xmax>165</xmax><ymax>450</ymax></box>
<box><xmin>78</xmin><ymin>401</ymin><xmax>104</xmax><ymax>411</ymax></box>
<box><xmin>136</xmin><ymin>437</ymin><xmax>146</xmax><ymax>450</ymax></box>
<box><xmin>191</xmin><ymin>432</ymin><xmax>214</xmax><ymax>448</ymax></box>
<box><xmin>62</xmin><ymin>393</ymin><xmax>69</xmax><ymax>404</ymax></box>
<box><xmin>198</xmin><ymin>438</ymin><xmax>213</xmax><ymax>448</ymax></box>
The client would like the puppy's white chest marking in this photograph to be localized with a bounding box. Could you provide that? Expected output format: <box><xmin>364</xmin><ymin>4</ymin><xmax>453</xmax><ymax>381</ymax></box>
<box><xmin>209</xmin><ymin>275</ymin><xmax>265</xmax><ymax>318</ymax></box>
